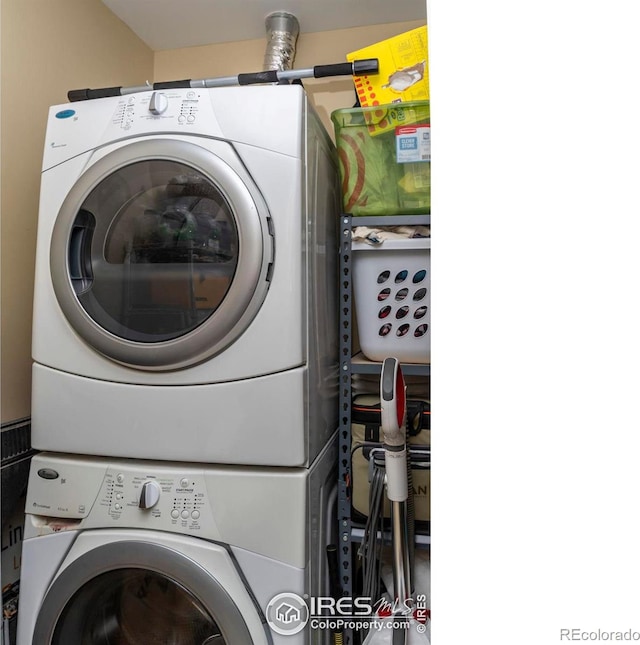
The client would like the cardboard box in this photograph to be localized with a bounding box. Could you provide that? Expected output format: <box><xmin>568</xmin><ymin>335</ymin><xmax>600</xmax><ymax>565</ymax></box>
<box><xmin>347</xmin><ymin>26</ymin><xmax>429</xmax><ymax>133</ymax></box>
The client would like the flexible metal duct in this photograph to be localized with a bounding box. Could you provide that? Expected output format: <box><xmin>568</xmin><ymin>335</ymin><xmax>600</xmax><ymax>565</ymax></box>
<box><xmin>263</xmin><ymin>11</ymin><xmax>300</xmax><ymax>71</ymax></box>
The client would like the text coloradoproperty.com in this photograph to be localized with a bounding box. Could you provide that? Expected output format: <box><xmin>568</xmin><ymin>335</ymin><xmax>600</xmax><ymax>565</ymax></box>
<box><xmin>561</xmin><ymin>629</ymin><xmax>640</xmax><ymax>641</ymax></box>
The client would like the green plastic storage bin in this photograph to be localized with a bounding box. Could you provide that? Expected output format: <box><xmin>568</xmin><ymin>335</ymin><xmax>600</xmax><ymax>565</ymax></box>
<box><xmin>331</xmin><ymin>101</ymin><xmax>430</xmax><ymax>216</ymax></box>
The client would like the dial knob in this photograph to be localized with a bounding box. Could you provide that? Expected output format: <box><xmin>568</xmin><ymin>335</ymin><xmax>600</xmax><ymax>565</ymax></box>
<box><xmin>149</xmin><ymin>91</ymin><xmax>168</xmax><ymax>115</ymax></box>
<box><xmin>139</xmin><ymin>480</ymin><xmax>161</xmax><ymax>509</ymax></box>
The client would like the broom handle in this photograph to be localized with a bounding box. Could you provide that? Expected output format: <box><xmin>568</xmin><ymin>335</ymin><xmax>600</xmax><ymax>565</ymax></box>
<box><xmin>381</xmin><ymin>357</ymin><xmax>412</xmax><ymax>645</ymax></box>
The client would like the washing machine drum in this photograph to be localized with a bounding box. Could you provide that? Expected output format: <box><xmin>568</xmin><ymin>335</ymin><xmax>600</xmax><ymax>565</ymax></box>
<box><xmin>50</xmin><ymin>139</ymin><xmax>274</xmax><ymax>371</ymax></box>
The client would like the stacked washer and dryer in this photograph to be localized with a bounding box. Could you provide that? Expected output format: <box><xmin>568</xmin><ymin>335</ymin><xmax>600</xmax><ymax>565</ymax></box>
<box><xmin>17</xmin><ymin>85</ymin><xmax>340</xmax><ymax>645</ymax></box>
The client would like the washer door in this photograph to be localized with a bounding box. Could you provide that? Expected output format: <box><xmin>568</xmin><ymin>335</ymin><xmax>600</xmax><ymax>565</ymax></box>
<box><xmin>50</xmin><ymin>138</ymin><xmax>273</xmax><ymax>371</ymax></box>
<box><xmin>32</xmin><ymin>541</ymin><xmax>256</xmax><ymax>645</ymax></box>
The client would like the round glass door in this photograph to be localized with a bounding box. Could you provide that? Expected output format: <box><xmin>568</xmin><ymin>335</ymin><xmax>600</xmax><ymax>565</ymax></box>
<box><xmin>50</xmin><ymin>139</ymin><xmax>272</xmax><ymax>370</ymax></box>
<box><xmin>32</xmin><ymin>541</ymin><xmax>255</xmax><ymax>644</ymax></box>
<box><xmin>72</xmin><ymin>159</ymin><xmax>239</xmax><ymax>343</ymax></box>
<box><xmin>51</xmin><ymin>569</ymin><xmax>223</xmax><ymax>645</ymax></box>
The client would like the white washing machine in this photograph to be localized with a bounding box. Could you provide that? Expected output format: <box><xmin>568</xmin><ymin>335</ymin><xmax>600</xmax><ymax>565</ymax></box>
<box><xmin>31</xmin><ymin>85</ymin><xmax>339</xmax><ymax>466</ymax></box>
<box><xmin>16</xmin><ymin>443</ymin><xmax>337</xmax><ymax>645</ymax></box>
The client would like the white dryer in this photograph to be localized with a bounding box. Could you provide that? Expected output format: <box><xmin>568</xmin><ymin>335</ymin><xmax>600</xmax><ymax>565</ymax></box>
<box><xmin>31</xmin><ymin>86</ymin><xmax>339</xmax><ymax>466</ymax></box>
<box><xmin>16</xmin><ymin>444</ymin><xmax>337</xmax><ymax>645</ymax></box>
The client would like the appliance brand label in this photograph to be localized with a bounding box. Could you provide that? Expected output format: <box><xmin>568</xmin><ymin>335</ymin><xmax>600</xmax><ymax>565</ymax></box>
<box><xmin>55</xmin><ymin>109</ymin><xmax>76</xmax><ymax>119</ymax></box>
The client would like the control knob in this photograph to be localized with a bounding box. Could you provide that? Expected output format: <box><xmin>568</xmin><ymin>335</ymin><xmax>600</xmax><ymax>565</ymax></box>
<box><xmin>148</xmin><ymin>91</ymin><xmax>168</xmax><ymax>115</ymax></box>
<box><xmin>139</xmin><ymin>480</ymin><xmax>161</xmax><ymax>509</ymax></box>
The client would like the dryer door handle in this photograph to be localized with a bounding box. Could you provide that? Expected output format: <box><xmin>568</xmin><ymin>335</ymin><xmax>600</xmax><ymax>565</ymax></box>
<box><xmin>68</xmin><ymin>209</ymin><xmax>95</xmax><ymax>295</ymax></box>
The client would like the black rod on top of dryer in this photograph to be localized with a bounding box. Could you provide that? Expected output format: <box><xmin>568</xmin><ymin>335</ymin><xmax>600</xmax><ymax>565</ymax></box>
<box><xmin>67</xmin><ymin>58</ymin><xmax>379</xmax><ymax>102</ymax></box>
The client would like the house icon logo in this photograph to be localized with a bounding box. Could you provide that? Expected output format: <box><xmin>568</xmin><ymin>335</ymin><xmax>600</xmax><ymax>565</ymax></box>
<box><xmin>276</xmin><ymin>602</ymin><xmax>302</xmax><ymax>624</ymax></box>
<box><xmin>266</xmin><ymin>592</ymin><xmax>309</xmax><ymax>635</ymax></box>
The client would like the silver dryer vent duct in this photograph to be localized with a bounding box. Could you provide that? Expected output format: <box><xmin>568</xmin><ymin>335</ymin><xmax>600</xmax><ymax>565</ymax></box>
<box><xmin>263</xmin><ymin>11</ymin><xmax>300</xmax><ymax>72</ymax></box>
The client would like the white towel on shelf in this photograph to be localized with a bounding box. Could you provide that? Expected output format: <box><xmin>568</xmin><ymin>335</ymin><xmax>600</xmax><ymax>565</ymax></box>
<box><xmin>352</xmin><ymin>225</ymin><xmax>430</xmax><ymax>245</ymax></box>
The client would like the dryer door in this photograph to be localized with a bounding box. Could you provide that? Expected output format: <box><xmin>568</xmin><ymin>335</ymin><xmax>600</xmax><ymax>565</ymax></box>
<box><xmin>31</xmin><ymin>541</ymin><xmax>261</xmax><ymax>644</ymax></box>
<box><xmin>50</xmin><ymin>138</ymin><xmax>273</xmax><ymax>371</ymax></box>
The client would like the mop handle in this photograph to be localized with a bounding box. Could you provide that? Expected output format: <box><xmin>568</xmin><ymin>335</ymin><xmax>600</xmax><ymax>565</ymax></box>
<box><xmin>381</xmin><ymin>358</ymin><xmax>408</xmax><ymax>502</ymax></box>
<box><xmin>67</xmin><ymin>58</ymin><xmax>379</xmax><ymax>102</ymax></box>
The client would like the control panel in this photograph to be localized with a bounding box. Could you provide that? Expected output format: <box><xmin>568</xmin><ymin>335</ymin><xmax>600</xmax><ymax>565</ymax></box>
<box><xmin>111</xmin><ymin>90</ymin><xmax>204</xmax><ymax>131</ymax></box>
<box><xmin>26</xmin><ymin>455</ymin><xmax>218</xmax><ymax>538</ymax></box>
<box><xmin>96</xmin><ymin>466</ymin><xmax>214</xmax><ymax>534</ymax></box>
<box><xmin>24</xmin><ymin>448</ymin><xmax>324</xmax><ymax>568</ymax></box>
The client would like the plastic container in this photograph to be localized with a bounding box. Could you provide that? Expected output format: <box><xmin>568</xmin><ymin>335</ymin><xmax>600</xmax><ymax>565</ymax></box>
<box><xmin>331</xmin><ymin>101</ymin><xmax>430</xmax><ymax>216</ymax></box>
<box><xmin>352</xmin><ymin>237</ymin><xmax>430</xmax><ymax>364</ymax></box>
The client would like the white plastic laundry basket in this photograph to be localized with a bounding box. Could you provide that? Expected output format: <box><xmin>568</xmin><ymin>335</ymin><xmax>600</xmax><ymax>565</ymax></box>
<box><xmin>352</xmin><ymin>237</ymin><xmax>430</xmax><ymax>364</ymax></box>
